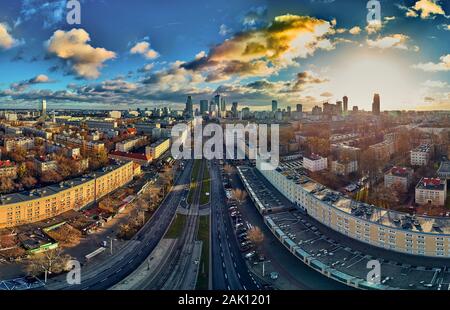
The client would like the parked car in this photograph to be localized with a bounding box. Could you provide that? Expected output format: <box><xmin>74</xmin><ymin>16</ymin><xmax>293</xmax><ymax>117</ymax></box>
<box><xmin>245</xmin><ymin>251</ymin><xmax>256</xmax><ymax>259</ymax></box>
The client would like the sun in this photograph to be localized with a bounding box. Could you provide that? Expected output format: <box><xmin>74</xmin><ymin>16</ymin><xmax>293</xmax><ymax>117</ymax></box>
<box><xmin>324</xmin><ymin>49</ymin><xmax>422</xmax><ymax>111</ymax></box>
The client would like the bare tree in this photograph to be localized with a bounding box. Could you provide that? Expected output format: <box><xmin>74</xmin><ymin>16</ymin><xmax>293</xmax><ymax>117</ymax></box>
<box><xmin>231</xmin><ymin>188</ymin><xmax>247</xmax><ymax>205</ymax></box>
<box><xmin>247</xmin><ymin>226</ymin><xmax>264</xmax><ymax>250</ymax></box>
<box><xmin>26</xmin><ymin>248</ymin><xmax>72</xmax><ymax>277</ymax></box>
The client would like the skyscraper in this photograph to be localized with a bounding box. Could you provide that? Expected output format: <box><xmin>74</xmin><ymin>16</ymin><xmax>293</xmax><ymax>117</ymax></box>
<box><xmin>372</xmin><ymin>93</ymin><xmax>380</xmax><ymax>116</ymax></box>
<box><xmin>214</xmin><ymin>93</ymin><xmax>221</xmax><ymax>117</ymax></box>
<box><xmin>200</xmin><ymin>100</ymin><xmax>209</xmax><ymax>115</ymax></box>
<box><xmin>336</xmin><ymin>101</ymin><xmax>343</xmax><ymax>114</ymax></box>
<box><xmin>220</xmin><ymin>97</ymin><xmax>226</xmax><ymax>112</ymax></box>
<box><xmin>41</xmin><ymin>99</ymin><xmax>47</xmax><ymax>118</ymax></box>
<box><xmin>272</xmin><ymin>100</ymin><xmax>278</xmax><ymax>112</ymax></box>
<box><xmin>296</xmin><ymin>104</ymin><xmax>303</xmax><ymax>113</ymax></box>
<box><xmin>231</xmin><ymin>102</ymin><xmax>238</xmax><ymax>117</ymax></box>
<box><xmin>343</xmin><ymin>96</ymin><xmax>348</xmax><ymax>113</ymax></box>
<box><xmin>185</xmin><ymin>96</ymin><xmax>193</xmax><ymax>117</ymax></box>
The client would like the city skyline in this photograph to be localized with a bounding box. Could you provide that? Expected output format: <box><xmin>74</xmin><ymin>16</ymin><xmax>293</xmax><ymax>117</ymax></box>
<box><xmin>0</xmin><ymin>0</ymin><xmax>449</xmax><ymax>112</ymax></box>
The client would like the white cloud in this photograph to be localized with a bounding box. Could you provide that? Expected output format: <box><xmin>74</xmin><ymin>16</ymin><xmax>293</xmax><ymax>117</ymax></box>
<box><xmin>130</xmin><ymin>41</ymin><xmax>159</xmax><ymax>60</ymax></box>
<box><xmin>405</xmin><ymin>0</ymin><xmax>446</xmax><ymax>19</ymax></box>
<box><xmin>349</xmin><ymin>26</ymin><xmax>361</xmax><ymax>35</ymax></box>
<box><xmin>0</xmin><ymin>23</ymin><xmax>16</xmax><ymax>49</ymax></box>
<box><xmin>367</xmin><ymin>34</ymin><xmax>411</xmax><ymax>50</ymax></box>
<box><xmin>47</xmin><ymin>28</ymin><xmax>116</xmax><ymax>79</ymax></box>
<box><xmin>422</xmin><ymin>80</ymin><xmax>448</xmax><ymax>88</ymax></box>
<box><xmin>219</xmin><ymin>24</ymin><xmax>232</xmax><ymax>36</ymax></box>
<box><xmin>413</xmin><ymin>54</ymin><xmax>450</xmax><ymax>72</ymax></box>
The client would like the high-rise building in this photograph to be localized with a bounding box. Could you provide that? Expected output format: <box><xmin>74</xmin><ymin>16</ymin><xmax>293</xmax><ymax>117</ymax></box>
<box><xmin>220</xmin><ymin>97</ymin><xmax>226</xmax><ymax>112</ymax></box>
<box><xmin>296</xmin><ymin>104</ymin><xmax>303</xmax><ymax>113</ymax></box>
<box><xmin>231</xmin><ymin>102</ymin><xmax>238</xmax><ymax>117</ymax></box>
<box><xmin>352</xmin><ymin>106</ymin><xmax>359</xmax><ymax>113</ymax></box>
<box><xmin>336</xmin><ymin>101</ymin><xmax>343</xmax><ymax>114</ymax></box>
<box><xmin>372</xmin><ymin>93</ymin><xmax>380</xmax><ymax>116</ymax></box>
<box><xmin>200</xmin><ymin>100</ymin><xmax>209</xmax><ymax>115</ymax></box>
<box><xmin>41</xmin><ymin>99</ymin><xmax>47</xmax><ymax>118</ymax></box>
<box><xmin>312</xmin><ymin>105</ymin><xmax>322</xmax><ymax>115</ymax></box>
<box><xmin>185</xmin><ymin>96</ymin><xmax>193</xmax><ymax>117</ymax></box>
<box><xmin>343</xmin><ymin>96</ymin><xmax>348</xmax><ymax>113</ymax></box>
<box><xmin>272</xmin><ymin>100</ymin><xmax>278</xmax><ymax>112</ymax></box>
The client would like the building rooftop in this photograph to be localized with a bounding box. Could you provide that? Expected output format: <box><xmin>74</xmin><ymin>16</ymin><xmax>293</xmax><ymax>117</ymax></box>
<box><xmin>416</xmin><ymin>178</ymin><xmax>446</xmax><ymax>191</ymax></box>
<box><xmin>266</xmin><ymin>160</ymin><xmax>450</xmax><ymax>235</ymax></box>
<box><xmin>438</xmin><ymin>161</ymin><xmax>450</xmax><ymax>176</ymax></box>
<box><xmin>110</xmin><ymin>150</ymin><xmax>151</xmax><ymax>161</ymax></box>
<box><xmin>412</xmin><ymin>144</ymin><xmax>431</xmax><ymax>153</ymax></box>
<box><xmin>304</xmin><ymin>153</ymin><xmax>324</xmax><ymax>161</ymax></box>
<box><xmin>387</xmin><ymin>166</ymin><xmax>413</xmax><ymax>177</ymax></box>
<box><xmin>0</xmin><ymin>161</ymin><xmax>130</xmax><ymax>206</ymax></box>
<box><xmin>0</xmin><ymin>160</ymin><xmax>15</xmax><ymax>168</ymax></box>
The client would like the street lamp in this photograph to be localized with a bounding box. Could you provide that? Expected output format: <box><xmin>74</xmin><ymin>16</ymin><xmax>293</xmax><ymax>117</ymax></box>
<box><xmin>106</xmin><ymin>236</ymin><xmax>117</xmax><ymax>255</ymax></box>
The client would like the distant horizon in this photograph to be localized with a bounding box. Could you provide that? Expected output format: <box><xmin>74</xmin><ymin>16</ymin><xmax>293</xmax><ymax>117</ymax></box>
<box><xmin>0</xmin><ymin>0</ymin><xmax>448</xmax><ymax>111</ymax></box>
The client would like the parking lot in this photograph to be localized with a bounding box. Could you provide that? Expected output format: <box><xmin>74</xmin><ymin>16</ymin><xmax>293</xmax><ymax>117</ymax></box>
<box><xmin>238</xmin><ymin>165</ymin><xmax>450</xmax><ymax>290</ymax></box>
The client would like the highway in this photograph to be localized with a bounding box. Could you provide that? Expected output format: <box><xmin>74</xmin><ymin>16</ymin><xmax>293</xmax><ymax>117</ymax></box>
<box><xmin>210</xmin><ymin>159</ymin><xmax>260</xmax><ymax>290</ymax></box>
<box><xmin>43</xmin><ymin>160</ymin><xmax>194</xmax><ymax>290</ymax></box>
<box><xmin>148</xmin><ymin>160</ymin><xmax>204</xmax><ymax>290</ymax></box>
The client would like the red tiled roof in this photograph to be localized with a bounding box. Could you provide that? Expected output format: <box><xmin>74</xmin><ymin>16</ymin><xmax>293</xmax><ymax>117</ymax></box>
<box><xmin>110</xmin><ymin>151</ymin><xmax>151</xmax><ymax>161</ymax></box>
<box><xmin>0</xmin><ymin>160</ymin><xmax>15</xmax><ymax>167</ymax></box>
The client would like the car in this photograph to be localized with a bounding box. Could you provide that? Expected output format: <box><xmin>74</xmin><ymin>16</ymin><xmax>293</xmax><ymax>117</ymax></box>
<box><xmin>241</xmin><ymin>241</ymin><xmax>252</xmax><ymax>247</ymax></box>
<box><xmin>270</xmin><ymin>272</ymin><xmax>279</xmax><ymax>280</ymax></box>
<box><xmin>235</xmin><ymin>223</ymin><xmax>244</xmax><ymax>229</ymax></box>
<box><xmin>238</xmin><ymin>232</ymin><xmax>248</xmax><ymax>238</ymax></box>
<box><xmin>245</xmin><ymin>251</ymin><xmax>256</xmax><ymax>259</ymax></box>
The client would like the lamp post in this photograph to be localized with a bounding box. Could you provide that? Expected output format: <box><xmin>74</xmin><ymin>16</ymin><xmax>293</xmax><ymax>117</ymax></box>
<box><xmin>107</xmin><ymin>236</ymin><xmax>117</xmax><ymax>255</ymax></box>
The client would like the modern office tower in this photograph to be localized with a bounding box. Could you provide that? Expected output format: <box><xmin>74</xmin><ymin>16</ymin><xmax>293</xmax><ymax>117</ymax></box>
<box><xmin>287</xmin><ymin>106</ymin><xmax>291</xmax><ymax>116</ymax></box>
<box><xmin>185</xmin><ymin>95</ymin><xmax>193</xmax><ymax>117</ymax></box>
<box><xmin>241</xmin><ymin>107</ymin><xmax>250</xmax><ymax>119</ymax></box>
<box><xmin>372</xmin><ymin>93</ymin><xmax>381</xmax><ymax>116</ymax></box>
<box><xmin>272</xmin><ymin>100</ymin><xmax>278</xmax><ymax>112</ymax></box>
<box><xmin>41</xmin><ymin>99</ymin><xmax>47</xmax><ymax>118</ymax></box>
<box><xmin>220</xmin><ymin>97</ymin><xmax>226</xmax><ymax>112</ymax></box>
<box><xmin>200</xmin><ymin>100</ymin><xmax>209</xmax><ymax>115</ymax></box>
<box><xmin>296</xmin><ymin>104</ymin><xmax>303</xmax><ymax>112</ymax></box>
<box><xmin>231</xmin><ymin>102</ymin><xmax>238</xmax><ymax>117</ymax></box>
<box><xmin>336</xmin><ymin>101</ymin><xmax>343</xmax><ymax>114</ymax></box>
<box><xmin>343</xmin><ymin>96</ymin><xmax>348</xmax><ymax>113</ymax></box>
<box><xmin>352</xmin><ymin>106</ymin><xmax>359</xmax><ymax>113</ymax></box>
<box><xmin>312</xmin><ymin>105</ymin><xmax>322</xmax><ymax>115</ymax></box>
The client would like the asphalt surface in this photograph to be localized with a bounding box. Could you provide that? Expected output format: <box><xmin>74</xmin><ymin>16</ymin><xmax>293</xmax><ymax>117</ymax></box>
<box><xmin>43</xmin><ymin>160</ymin><xmax>193</xmax><ymax>290</ymax></box>
<box><xmin>150</xmin><ymin>160</ymin><xmax>204</xmax><ymax>290</ymax></box>
<box><xmin>210</xmin><ymin>160</ymin><xmax>260</xmax><ymax>290</ymax></box>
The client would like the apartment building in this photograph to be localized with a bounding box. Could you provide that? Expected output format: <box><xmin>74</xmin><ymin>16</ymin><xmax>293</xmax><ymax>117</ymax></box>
<box><xmin>146</xmin><ymin>138</ymin><xmax>170</xmax><ymax>160</ymax></box>
<box><xmin>0</xmin><ymin>160</ymin><xmax>17</xmax><ymax>178</ymax></box>
<box><xmin>411</xmin><ymin>144</ymin><xmax>432</xmax><ymax>166</ymax></box>
<box><xmin>115</xmin><ymin>136</ymin><xmax>147</xmax><ymax>153</ymax></box>
<box><xmin>415</xmin><ymin>178</ymin><xmax>447</xmax><ymax>206</ymax></box>
<box><xmin>303</xmin><ymin>154</ymin><xmax>327</xmax><ymax>172</ymax></box>
<box><xmin>54</xmin><ymin>135</ymin><xmax>105</xmax><ymax>154</ymax></box>
<box><xmin>257</xmin><ymin>159</ymin><xmax>450</xmax><ymax>258</ymax></box>
<box><xmin>4</xmin><ymin>137</ymin><xmax>35</xmax><ymax>152</ymax></box>
<box><xmin>331</xmin><ymin>160</ymin><xmax>358</xmax><ymax>176</ymax></box>
<box><xmin>384</xmin><ymin>167</ymin><xmax>414</xmax><ymax>192</ymax></box>
<box><xmin>0</xmin><ymin>161</ymin><xmax>134</xmax><ymax>228</ymax></box>
<box><xmin>369</xmin><ymin>140</ymin><xmax>395</xmax><ymax>161</ymax></box>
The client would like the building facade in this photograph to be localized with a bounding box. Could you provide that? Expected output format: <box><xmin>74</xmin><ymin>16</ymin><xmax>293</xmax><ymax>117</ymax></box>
<box><xmin>0</xmin><ymin>161</ymin><xmax>134</xmax><ymax>229</ymax></box>
<box><xmin>415</xmin><ymin>178</ymin><xmax>447</xmax><ymax>206</ymax></box>
<box><xmin>257</xmin><ymin>159</ymin><xmax>450</xmax><ymax>258</ymax></box>
<box><xmin>303</xmin><ymin>154</ymin><xmax>328</xmax><ymax>172</ymax></box>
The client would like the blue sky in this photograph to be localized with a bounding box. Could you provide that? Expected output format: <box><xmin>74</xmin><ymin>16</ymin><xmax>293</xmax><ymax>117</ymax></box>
<box><xmin>0</xmin><ymin>0</ymin><xmax>449</xmax><ymax>111</ymax></box>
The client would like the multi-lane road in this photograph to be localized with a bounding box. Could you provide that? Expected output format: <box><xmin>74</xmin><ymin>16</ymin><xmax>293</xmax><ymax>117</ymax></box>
<box><xmin>43</xmin><ymin>160</ymin><xmax>194</xmax><ymax>290</ymax></box>
<box><xmin>210</xmin><ymin>159</ymin><xmax>260</xmax><ymax>290</ymax></box>
<box><xmin>149</xmin><ymin>160</ymin><xmax>205</xmax><ymax>290</ymax></box>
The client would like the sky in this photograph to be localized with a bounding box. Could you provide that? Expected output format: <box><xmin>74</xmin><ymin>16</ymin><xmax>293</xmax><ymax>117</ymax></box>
<box><xmin>0</xmin><ymin>0</ymin><xmax>449</xmax><ymax>111</ymax></box>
